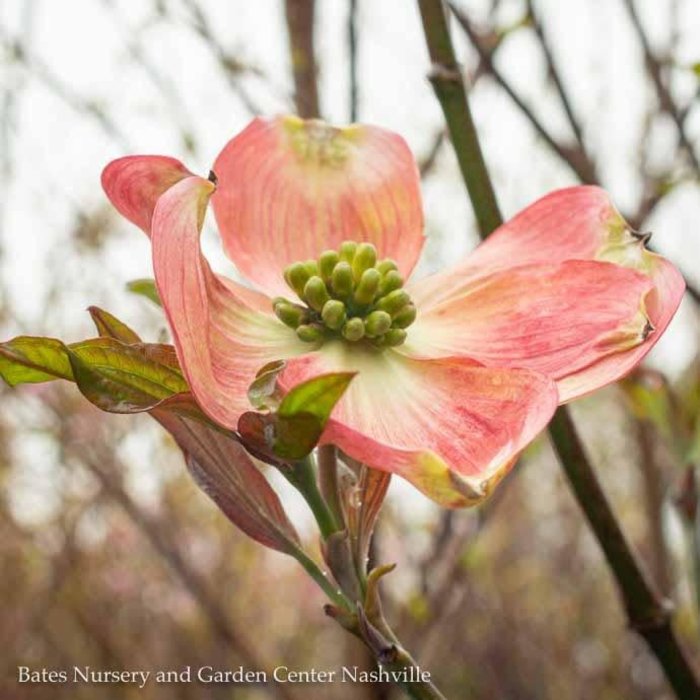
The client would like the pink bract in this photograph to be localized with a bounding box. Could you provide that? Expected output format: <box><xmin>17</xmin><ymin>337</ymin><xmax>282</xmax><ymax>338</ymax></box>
<box><xmin>102</xmin><ymin>116</ymin><xmax>684</xmax><ymax>508</ymax></box>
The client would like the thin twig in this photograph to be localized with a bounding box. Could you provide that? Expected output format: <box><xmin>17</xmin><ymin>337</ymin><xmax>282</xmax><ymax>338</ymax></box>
<box><xmin>525</xmin><ymin>0</ymin><xmax>586</xmax><ymax>150</ymax></box>
<box><xmin>621</xmin><ymin>0</ymin><xmax>700</xmax><ymax>174</ymax></box>
<box><xmin>348</xmin><ymin>0</ymin><xmax>359</xmax><ymax>121</ymax></box>
<box><xmin>418</xmin><ymin>129</ymin><xmax>446</xmax><ymax>177</ymax></box>
<box><xmin>180</xmin><ymin>0</ymin><xmax>262</xmax><ymax>115</ymax></box>
<box><xmin>449</xmin><ymin>3</ymin><xmax>596</xmax><ymax>184</ymax></box>
<box><xmin>0</xmin><ymin>26</ymin><xmax>130</xmax><ymax>150</ymax></box>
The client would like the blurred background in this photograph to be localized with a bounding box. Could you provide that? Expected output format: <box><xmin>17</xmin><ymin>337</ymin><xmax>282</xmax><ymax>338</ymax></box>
<box><xmin>1</xmin><ymin>0</ymin><xmax>700</xmax><ymax>698</ymax></box>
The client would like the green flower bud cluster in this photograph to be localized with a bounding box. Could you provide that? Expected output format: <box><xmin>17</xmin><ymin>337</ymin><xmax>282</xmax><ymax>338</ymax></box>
<box><xmin>273</xmin><ymin>241</ymin><xmax>417</xmax><ymax>347</ymax></box>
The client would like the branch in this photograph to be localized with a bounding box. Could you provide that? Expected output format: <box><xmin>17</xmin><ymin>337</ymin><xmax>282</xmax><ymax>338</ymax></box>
<box><xmin>416</xmin><ymin>0</ymin><xmax>502</xmax><ymax>237</ymax></box>
<box><xmin>284</xmin><ymin>0</ymin><xmax>321</xmax><ymax>118</ymax></box>
<box><xmin>180</xmin><ymin>0</ymin><xmax>262</xmax><ymax>115</ymax></box>
<box><xmin>416</xmin><ymin>3</ymin><xmax>700</xmax><ymax>697</ymax></box>
<box><xmin>348</xmin><ymin>0</ymin><xmax>359</xmax><ymax>121</ymax></box>
<box><xmin>621</xmin><ymin>0</ymin><xmax>700</xmax><ymax>174</ymax></box>
<box><xmin>525</xmin><ymin>0</ymin><xmax>586</xmax><ymax>150</ymax></box>
<box><xmin>449</xmin><ymin>4</ymin><xmax>597</xmax><ymax>184</ymax></box>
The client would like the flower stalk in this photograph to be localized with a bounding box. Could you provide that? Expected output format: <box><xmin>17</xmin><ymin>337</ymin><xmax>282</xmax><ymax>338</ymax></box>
<box><xmin>291</xmin><ymin>449</ymin><xmax>447</xmax><ymax>699</ymax></box>
<box><xmin>317</xmin><ymin>445</ymin><xmax>346</xmax><ymax>531</ymax></box>
<box><xmin>282</xmin><ymin>456</ymin><xmax>340</xmax><ymax>539</ymax></box>
<box><xmin>416</xmin><ymin>1</ymin><xmax>700</xmax><ymax>697</ymax></box>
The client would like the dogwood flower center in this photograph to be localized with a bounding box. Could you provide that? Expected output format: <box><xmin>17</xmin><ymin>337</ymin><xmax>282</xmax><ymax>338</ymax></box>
<box><xmin>272</xmin><ymin>241</ymin><xmax>417</xmax><ymax>347</ymax></box>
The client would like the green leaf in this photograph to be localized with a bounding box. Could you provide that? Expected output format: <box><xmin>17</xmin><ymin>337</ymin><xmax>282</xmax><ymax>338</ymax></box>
<box><xmin>692</xmin><ymin>62</ymin><xmax>700</xmax><ymax>78</ymax></box>
<box><xmin>68</xmin><ymin>338</ymin><xmax>188</xmax><ymax>413</ymax></box>
<box><xmin>275</xmin><ymin>372</ymin><xmax>354</xmax><ymax>458</ymax></box>
<box><xmin>0</xmin><ymin>336</ymin><xmax>74</xmax><ymax>386</ymax></box>
<box><xmin>126</xmin><ymin>278</ymin><xmax>162</xmax><ymax>306</ymax></box>
<box><xmin>278</xmin><ymin>372</ymin><xmax>355</xmax><ymax>423</ymax></box>
<box><xmin>239</xmin><ymin>372</ymin><xmax>355</xmax><ymax>461</ymax></box>
<box><xmin>88</xmin><ymin>306</ymin><xmax>142</xmax><ymax>344</ymax></box>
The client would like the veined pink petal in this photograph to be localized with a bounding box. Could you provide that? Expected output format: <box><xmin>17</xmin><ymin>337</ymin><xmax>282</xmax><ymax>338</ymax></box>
<box><xmin>102</xmin><ymin>155</ymin><xmax>194</xmax><ymax>234</ymax></box>
<box><xmin>556</xmin><ymin>256</ymin><xmax>684</xmax><ymax>400</ymax></box>
<box><xmin>405</xmin><ymin>260</ymin><xmax>656</xmax><ymax>401</ymax></box>
<box><xmin>281</xmin><ymin>343</ymin><xmax>558</xmax><ymax>508</ymax></box>
<box><xmin>211</xmin><ymin>116</ymin><xmax>425</xmax><ymax>297</ymax></box>
<box><xmin>408</xmin><ymin>186</ymin><xmax>684</xmax><ymax>401</ymax></box>
<box><xmin>410</xmin><ymin>186</ymin><xmax>654</xmax><ymax>304</ymax></box>
<box><xmin>151</xmin><ymin>176</ymin><xmax>307</xmax><ymax>429</ymax></box>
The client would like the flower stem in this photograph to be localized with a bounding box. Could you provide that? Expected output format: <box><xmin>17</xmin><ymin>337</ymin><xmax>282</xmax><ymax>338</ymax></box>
<box><xmin>416</xmin><ymin>1</ymin><xmax>700</xmax><ymax>697</ymax></box>
<box><xmin>317</xmin><ymin>445</ymin><xmax>345</xmax><ymax>530</ymax></box>
<box><xmin>374</xmin><ymin>621</ymin><xmax>448</xmax><ymax>700</ymax></box>
<box><xmin>283</xmin><ymin>457</ymin><xmax>339</xmax><ymax>539</ymax></box>
<box><xmin>290</xmin><ymin>546</ymin><xmax>353</xmax><ymax>611</ymax></box>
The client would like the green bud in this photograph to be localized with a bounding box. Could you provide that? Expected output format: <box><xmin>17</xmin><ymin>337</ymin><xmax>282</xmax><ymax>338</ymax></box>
<box><xmin>318</xmin><ymin>250</ymin><xmax>339</xmax><ymax>281</ymax></box>
<box><xmin>304</xmin><ymin>259</ymin><xmax>320</xmax><ymax>278</ymax></box>
<box><xmin>273</xmin><ymin>300</ymin><xmax>308</xmax><ymax>328</ymax></box>
<box><xmin>296</xmin><ymin>324</ymin><xmax>325</xmax><ymax>343</ymax></box>
<box><xmin>331</xmin><ymin>261</ymin><xmax>354</xmax><ymax>297</ymax></box>
<box><xmin>321</xmin><ymin>299</ymin><xmax>346</xmax><ymax>330</ymax></box>
<box><xmin>376</xmin><ymin>259</ymin><xmax>398</xmax><ymax>275</ymax></box>
<box><xmin>339</xmin><ymin>240</ymin><xmax>358</xmax><ymax>263</ymax></box>
<box><xmin>342</xmin><ymin>317</ymin><xmax>365</xmax><ymax>342</ymax></box>
<box><xmin>284</xmin><ymin>262</ymin><xmax>311</xmax><ymax>297</ymax></box>
<box><xmin>378</xmin><ymin>270</ymin><xmax>404</xmax><ymax>297</ymax></box>
<box><xmin>352</xmin><ymin>242</ymin><xmax>377</xmax><ymax>280</ymax></box>
<box><xmin>364</xmin><ymin>310</ymin><xmax>392</xmax><ymax>338</ymax></box>
<box><xmin>354</xmin><ymin>268</ymin><xmax>381</xmax><ymax>305</ymax></box>
<box><xmin>383</xmin><ymin>328</ymin><xmax>407</xmax><ymax>347</ymax></box>
<box><xmin>392</xmin><ymin>303</ymin><xmax>417</xmax><ymax>329</ymax></box>
<box><xmin>303</xmin><ymin>276</ymin><xmax>330</xmax><ymax>312</ymax></box>
<box><xmin>376</xmin><ymin>289</ymin><xmax>410</xmax><ymax>315</ymax></box>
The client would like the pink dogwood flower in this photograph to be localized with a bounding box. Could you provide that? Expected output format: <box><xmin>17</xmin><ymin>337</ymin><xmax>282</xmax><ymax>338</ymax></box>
<box><xmin>102</xmin><ymin>116</ymin><xmax>684</xmax><ymax>507</ymax></box>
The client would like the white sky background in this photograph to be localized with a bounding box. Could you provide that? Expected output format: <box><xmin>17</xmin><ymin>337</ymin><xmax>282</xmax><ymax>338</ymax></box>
<box><xmin>1</xmin><ymin>0</ymin><xmax>699</xmax><ymax>528</ymax></box>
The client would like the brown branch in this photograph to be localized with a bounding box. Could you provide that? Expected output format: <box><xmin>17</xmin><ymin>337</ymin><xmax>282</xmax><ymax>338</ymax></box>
<box><xmin>549</xmin><ymin>409</ymin><xmax>699</xmax><ymax>699</ymax></box>
<box><xmin>284</xmin><ymin>0</ymin><xmax>321</xmax><ymax>118</ymax></box>
<box><xmin>621</xmin><ymin>0</ymin><xmax>700</xmax><ymax>174</ymax></box>
<box><xmin>418</xmin><ymin>129</ymin><xmax>446</xmax><ymax>177</ymax></box>
<box><xmin>634</xmin><ymin>416</ymin><xmax>673</xmax><ymax>596</ymax></box>
<box><xmin>180</xmin><ymin>0</ymin><xmax>262</xmax><ymax>115</ymax></box>
<box><xmin>525</xmin><ymin>0</ymin><xmax>586</xmax><ymax>151</ymax></box>
<box><xmin>449</xmin><ymin>3</ymin><xmax>597</xmax><ymax>184</ymax></box>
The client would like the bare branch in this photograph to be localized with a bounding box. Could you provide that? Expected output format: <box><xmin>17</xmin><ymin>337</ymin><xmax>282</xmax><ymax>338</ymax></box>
<box><xmin>284</xmin><ymin>0</ymin><xmax>321</xmax><ymax>118</ymax></box>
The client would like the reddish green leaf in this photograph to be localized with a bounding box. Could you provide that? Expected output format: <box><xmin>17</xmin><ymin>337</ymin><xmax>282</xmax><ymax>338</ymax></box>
<box><xmin>239</xmin><ymin>372</ymin><xmax>355</xmax><ymax>461</ymax></box>
<box><xmin>67</xmin><ymin>338</ymin><xmax>188</xmax><ymax>413</ymax></box>
<box><xmin>154</xmin><ymin>408</ymin><xmax>300</xmax><ymax>553</ymax></box>
<box><xmin>0</xmin><ymin>336</ymin><xmax>74</xmax><ymax>386</ymax></box>
<box><xmin>88</xmin><ymin>306</ymin><xmax>141</xmax><ymax>344</ymax></box>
